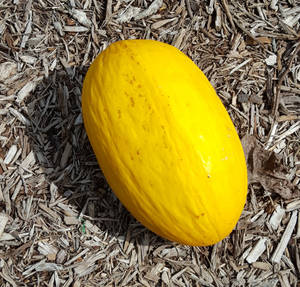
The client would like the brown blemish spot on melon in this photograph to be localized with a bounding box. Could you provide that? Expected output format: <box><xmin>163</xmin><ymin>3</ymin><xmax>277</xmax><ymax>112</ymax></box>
<box><xmin>138</xmin><ymin>84</ymin><xmax>142</xmax><ymax>88</ymax></box>
<box><xmin>164</xmin><ymin>141</ymin><xmax>168</xmax><ymax>149</ymax></box>
<box><xmin>130</xmin><ymin>97</ymin><xmax>135</xmax><ymax>107</ymax></box>
<box><xmin>118</xmin><ymin>110</ymin><xmax>121</xmax><ymax>119</ymax></box>
<box><xmin>130</xmin><ymin>155</ymin><xmax>134</xmax><ymax>160</ymax></box>
<box><xmin>138</xmin><ymin>93</ymin><xmax>143</xmax><ymax>97</ymax></box>
<box><xmin>136</xmin><ymin>150</ymin><xmax>140</xmax><ymax>155</ymax></box>
<box><xmin>196</xmin><ymin>213</ymin><xmax>205</xmax><ymax>219</ymax></box>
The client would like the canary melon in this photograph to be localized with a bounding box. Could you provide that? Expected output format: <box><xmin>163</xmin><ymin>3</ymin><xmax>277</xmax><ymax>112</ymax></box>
<box><xmin>82</xmin><ymin>39</ymin><xmax>247</xmax><ymax>246</ymax></box>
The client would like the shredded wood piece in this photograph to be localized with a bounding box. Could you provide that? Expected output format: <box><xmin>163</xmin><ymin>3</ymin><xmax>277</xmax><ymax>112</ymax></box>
<box><xmin>0</xmin><ymin>62</ymin><xmax>17</xmax><ymax>82</ymax></box>
<box><xmin>246</xmin><ymin>237</ymin><xmax>267</xmax><ymax>263</ymax></box>
<box><xmin>69</xmin><ymin>8</ymin><xmax>92</xmax><ymax>27</ymax></box>
<box><xmin>64</xmin><ymin>26</ymin><xmax>89</xmax><ymax>33</ymax></box>
<box><xmin>229</xmin><ymin>59</ymin><xmax>252</xmax><ymax>75</ymax></box>
<box><xmin>38</xmin><ymin>241</ymin><xmax>58</xmax><ymax>261</ymax></box>
<box><xmin>271</xmin><ymin>211</ymin><xmax>298</xmax><ymax>263</ymax></box>
<box><xmin>252</xmin><ymin>261</ymin><xmax>272</xmax><ymax>270</ymax></box>
<box><xmin>4</xmin><ymin>145</ymin><xmax>17</xmax><ymax>165</ymax></box>
<box><xmin>134</xmin><ymin>0</ymin><xmax>163</xmax><ymax>20</ymax></box>
<box><xmin>286</xmin><ymin>199</ymin><xmax>300</xmax><ymax>211</ymax></box>
<box><xmin>0</xmin><ymin>214</ymin><xmax>8</xmax><ymax>238</ymax></box>
<box><xmin>269</xmin><ymin>206</ymin><xmax>285</xmax><ymax>229</ymax></box>
<box><xmin>8</xmin><ymin>108</ymin><xmax>30</xmax><ymax>125</ymax></box>
<box><xmin>20</xmin><ymin>11</ymin><xmax>32</xmax><ymax>48</ymax></box>
<box><xmin>17</xmin><ymin>81</ymin><xmax>37</xmax><ymax>104</ymax></box>
<box><xmin>117</xmin><ymin>6</ymin><xmax>141</xmax><ymax>23</ymax></box>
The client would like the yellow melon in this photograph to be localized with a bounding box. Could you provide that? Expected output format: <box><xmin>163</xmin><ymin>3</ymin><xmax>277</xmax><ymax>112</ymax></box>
<box><xmin>82</xmin><ymin>39</ymin><xmax>247</xmax><ymax>246</ymax></box>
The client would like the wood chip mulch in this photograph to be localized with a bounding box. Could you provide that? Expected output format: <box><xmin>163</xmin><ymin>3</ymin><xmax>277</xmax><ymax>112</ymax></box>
<box><xmin>0</xmin><ymin>0</ymin><xmax>300</xmax><ymax>286</ymax></box>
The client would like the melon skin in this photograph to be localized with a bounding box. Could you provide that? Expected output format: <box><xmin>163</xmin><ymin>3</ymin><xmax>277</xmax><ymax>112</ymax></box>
<box><xmin>82</xmin><ymin>39</ymin><xmax>248</xmax><ymax>246</ymax></box>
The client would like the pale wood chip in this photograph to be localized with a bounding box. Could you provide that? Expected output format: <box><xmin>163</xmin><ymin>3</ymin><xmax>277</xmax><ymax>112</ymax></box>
<box><xmin>17</xmin><ymin>80</ymin><xmax>37</xmax><ymax>104</ymax></box>
<box><xmin>0</xmin><ymin>62</ymin><xmax>17</xmax><ymax>82</ymax></box>
<box><xmin>4</xmin><ymin>145</ymin><xmax>17</xmax><ymax>165</ymax></box>
<box><xmin>134</xmin><ymin>0</ymin><xmax>163</xmax><ymax>20</ymax></box>
<box><xmin>252</xmin><ymin>261</ymin><xmax>272</xmax><ymax>270</ymax></box>
<box><xmin>117</xmin><ymin>6</ymin><xmax>141</xmax><ymax>23</ymax></box>
<box><xmin>172</xmin><ymin>28</ymin><xmax>186</xmax><ymax>49</ymax></box>
<box><xmin>246</xmin><ymin>237</ymin><xmax>267</xmax><ymax>263</ymax></box>
<box><xmin>73</xmin><ymin>251</ymin><xmax>105</xmax><ymax>277</ymax></box>
<box><xmin>69</xmin><ymin>8</ymin><xmax>92</xmax><ymax>27</ymax></box>
<box><xmin>39</xmin><ymin>203</ymin><xmax>61</xmax><ymax>220</ymax></box>
<box><xmin>0</xmin><ymin>263</ymin><xmax>17</xmax><ymax>287</ymax></box>
<box><xmin>64</xmin><ymin>216</ymin><xmax>79</xmax><ymax>225</ymax></box>
<box><xmin>56</xmin><ymin>249</ymin><xmax>67</xmax><ymax>264</ymax></box>
<box><xmin>269</xmin><ymin>205</ymin><xmax>285</xmax><ymax>229</ymax></box>
<box><xmin>64</xmin><ymin>248</ymin><xmax>89</xmax><ymax>266</ymax></box>
<box><xmin>0</xmin><ymin>232</ymin><xmax>15</xmax><ymax>241</ymax></box>
<box><xmin>270</xmin><ymin>0</ymin><xmax>278</xmax><ymax>10</ymax></box>
<box><xmin>151</xmin><ymin>18</ymin><xmax>177</xmax><ymax>30</ymax></box>
<box><xmin>53</xmin><ymin>21</ymin><xmax>65</xmax><ymax>36</ymax></box>
<box><xmin>19</xmin><ymin>55</ymin><xmax>37</xmax><ymax>65</ymax></box>
<box><xmin>0</xmin><ymin>214</ymin><xmax>9</xmax><ymax>238</ymax></box>
<box><xmin>64</xmin><ymin>26</ymin><xmax>89</xmax><ymax>33</ymax></box>
<box><xmin>38</xmin><ymin>241</ymin><xmax>58</xmax><ymax>261</ymax></box>
<box><xmin>286</xmin><ymin>199</ymin><xmax>300</xmax><ymax>211</ymax></box>
<box><xmin>20</xmin><ymin>11</ymin><xmax>32</xmax><ymax>48</ymax></box>
<box><xmin>20</xmin><ymin>150</ymin><xmax>36</xmax><ymax>169</ymax></box>
<box><xmin>271</xmin><ymin>211</ymin><xmax>298</xmax><ymax>263</ymax></box>
<box><xmin>9</xmin><ymin>107</ymin><xmax>30</xmax><ymax>126</ymax></box>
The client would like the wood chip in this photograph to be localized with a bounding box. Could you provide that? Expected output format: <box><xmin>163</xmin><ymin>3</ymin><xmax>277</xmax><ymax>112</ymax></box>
<box><xmin>69</xmin><ymin>8</ymin><xmax>92</xmax><ymax>27</ymax></box>
<box><xmin>286</xmin><ymin>199</ymin><xmax>300</xmax><ymax>211</ymax></box>
<box><xmin>64</xmin><ymin>216</ymin><xmax>79</xmax><ymax>225</ymax></box>
<box><xmin>246</xmin><ymin>237</ymin><xmax>267</xmax><ymax>263</ymax></box>
<box><xmin>4</xmin><ymin>145</ymin><xmax>17</xmax><ymax>165</ymax></box>
<box><xmin>60</xmin><ymin>142</ymin><xmax>72</xmax><ymax>168</ymax></box>
<box><xmin>134</xmin><ymin>0</ymin><xmax>163</xmax><ymax>20</ymax></box>
<box><xmin>269</xmin><ymin>205</ymin><xmax>285</xmax><ymax>229</ymax></box>
<box><xmin>0</xmin><ymin>213</ymin><xmax>9</xmax><ymax>238</ymax></box>
<box><xmin>64</xmin><ymin>26</ymin><xmax>89</xmax><ymax>33</ymax></box>
<box><xmin>17</xmin><ymin>81</ymin><xmax>37</xmax><ymax>104</ymax></box>
<box><xmin>9</xmin><ymin>108</ymin><xmax>30</xmax><ymax>125</ymax></box>
<box><xmin>0</xmin><ymin>62</ymin><xmax>17</xmax><ymax>82</ymax></box>
<box><xmin>252</xmin><ymin>261</ymin><xmax>272</xmax><ymax>270</ymax></box>
<box><xmin>266</xmin><ymin>54</ymin><xmax>277</xmax><ymax>66</ymax></box>
<box><xmin>271</xmin><ymin>211</ymin><xmax>298</xmax><ymax>263</ymax></box>
<box><xmin>38</xmin><ymin>241</ymin><xmax>58</xmax><ymax>261</ymax></box>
